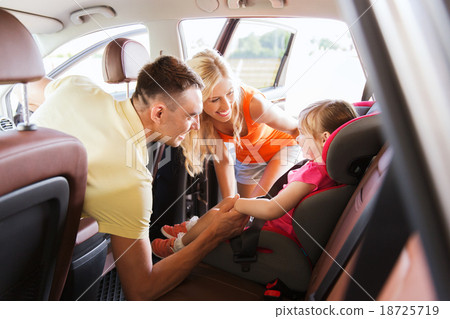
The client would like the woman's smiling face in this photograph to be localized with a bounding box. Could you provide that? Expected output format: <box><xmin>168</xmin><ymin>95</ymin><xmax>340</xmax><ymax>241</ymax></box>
<box><xmin>203</xmin><ymin>77</ymin><xmax>235</xmax><ymax>122</ymax></box>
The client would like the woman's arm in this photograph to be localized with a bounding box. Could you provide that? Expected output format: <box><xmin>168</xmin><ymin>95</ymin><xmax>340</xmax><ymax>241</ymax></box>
<box><xmin>249</xmin><ymin>93</ymin><xmax>299</xmax><ymax>137</ymax></box>
<box><xmin>213</xmin><ymin>141</ymin><xmax>236</xmax><ymax>198</ymax></box>
<box><xmin>235</xmin><ymin>181</ymin><xmax>315</xmax><ymax>220</ymax></box>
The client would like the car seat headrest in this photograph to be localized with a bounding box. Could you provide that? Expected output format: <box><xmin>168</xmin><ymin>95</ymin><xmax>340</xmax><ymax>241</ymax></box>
<box><xmin>0</xmin><ymin>9</ymin><xmax>45</xmax><ymax>84</ymax></box>
<box><xmin>353</xmin><ymin>101</ymin><xmax>375</xmax><ymax>116</ymax></box>
<box><xmin>367</xmin><ymin>101</ymin><xmax>381</xmax><ymax>115</ymax></box>
<box><xmin>323</xmin><ymin>114</ymin><xmax>384</xmax><ymax>185</ymax></box>
<box><xmin>102</xmin><ymin>37</ymin><xmax>150</xmax><ymax>83</ymax></box>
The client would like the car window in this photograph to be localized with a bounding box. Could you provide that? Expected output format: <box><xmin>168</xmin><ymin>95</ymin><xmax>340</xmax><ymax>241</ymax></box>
<box><xmin>179</xmin><ymin>18</ymin><xmax>227</xmax><ymax>60</ymax></box>
<box><xmin>180</xmin><ymin>17</ymin><xmax>365</xmax><ymax>117</ymax></box>
<box><xmin>223</xmin><ymin>19</ymin><xmax>293</xmax><ymax>89</ymax></box>
<box><xmin>3</xmin><ymin>25</ymin><xmax>149</xmax><ymax>123</ymax></box>
<box><xmin>281</xmin><ymin>18</ymin><xmax>366</xmax><ymax>116</ymax></box>
<box><xmin>44</xmin><ymin>24</ymin><xmax>149</xmax><ymax>97</ymax></box>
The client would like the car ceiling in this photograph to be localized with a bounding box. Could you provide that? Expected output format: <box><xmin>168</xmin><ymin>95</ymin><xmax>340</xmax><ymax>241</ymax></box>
<box><xmin>0</xmin><ymin>0</ymin><xmax>341</xmax><ymax>35</ymax></box>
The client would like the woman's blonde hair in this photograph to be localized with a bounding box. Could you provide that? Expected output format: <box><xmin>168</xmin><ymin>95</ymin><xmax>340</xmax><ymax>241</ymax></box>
<box><xmin>298</xmin><ymin>99</ymin><xmax>358</xmax><ymax>141</ymax></box>
<box><xmin>181</xmin><ymin>49</ymin><xmax>244</xmax><ymax>176</ymax></box>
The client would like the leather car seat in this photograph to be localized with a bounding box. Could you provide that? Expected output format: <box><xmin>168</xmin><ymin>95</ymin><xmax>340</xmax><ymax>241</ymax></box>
<box><xmin>0</xmin><ymin>9</ymin><xmax>88</xmax><ymax>300</ymax></box>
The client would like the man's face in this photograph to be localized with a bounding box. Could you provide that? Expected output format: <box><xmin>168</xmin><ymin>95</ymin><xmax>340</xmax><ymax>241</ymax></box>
<box><xmin>159</xmin><ymin>87</ymin><xmax>203</xmax><ymax>147</ymax></box>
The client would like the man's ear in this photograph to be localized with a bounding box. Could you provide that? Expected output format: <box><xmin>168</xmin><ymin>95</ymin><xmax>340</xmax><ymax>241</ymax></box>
<box><xmin>149</xmin><ymin>104</ymin><xmax>165</xmax><ymax>124</ymax></box>
<box><xmin>321</xmin><ymin>131</ymin><xmax>331</xmax><ymax>146</ymax></box>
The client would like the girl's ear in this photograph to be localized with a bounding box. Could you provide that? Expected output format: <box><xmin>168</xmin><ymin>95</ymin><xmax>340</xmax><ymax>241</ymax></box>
<box><xmin>321</xmin><ymin>131</ymin><xmax>331</xmax><ymax>146</ymax></box>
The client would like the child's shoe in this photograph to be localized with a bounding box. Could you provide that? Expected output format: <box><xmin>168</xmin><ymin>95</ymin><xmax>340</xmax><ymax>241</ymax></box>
<box><xmin>161</xmin><ymin>222</ymin><xmax>187</xmax><ymax>239</ymax></box>
<box><xmin>161</xmin><ymin>216</ymin><xmax>198</xmax><ymax>238</ymax></box>
<box><xmin>151</xmin><ymin>237</ymin><xmax>176</xmax><ymax>258</ymax></box>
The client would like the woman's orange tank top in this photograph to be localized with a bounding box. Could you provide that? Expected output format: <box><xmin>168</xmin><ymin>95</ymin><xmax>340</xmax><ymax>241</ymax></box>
<box><xmin>217</xmin><ymin>85</ymin><xmax>296</xmax><ymax>164</ymax></box>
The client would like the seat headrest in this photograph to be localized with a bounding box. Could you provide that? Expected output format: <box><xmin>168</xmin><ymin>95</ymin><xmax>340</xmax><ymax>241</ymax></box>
<box><xmin>102</xmin><ymin>38</ymin><xmax>150</xmax><ymax>83</ymax></box>
<box><xmin>353</xmin><ymin>101</ymin><xmax>375</xmax><ymax>116</ymax></box>
<box><xmin>0</xmin><ymin>9</ymin><xmax>45</xmax><ymax>84</ymax></box>
<box><xmin>367</xmin><ymin>101</ymin><xmax>381</xmax><ymax>115</ymax></box>
<box><xmin>323</xmin><ymin>114</ymin><xmax>384</xmax><ymax>185</ymax></box>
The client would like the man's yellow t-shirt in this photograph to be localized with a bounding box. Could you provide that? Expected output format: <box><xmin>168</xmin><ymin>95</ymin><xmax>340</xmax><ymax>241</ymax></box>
<box><xmin>32</xmin><ymin>75</ymin><xmax>152</xmax><ymax>239</ymax></box>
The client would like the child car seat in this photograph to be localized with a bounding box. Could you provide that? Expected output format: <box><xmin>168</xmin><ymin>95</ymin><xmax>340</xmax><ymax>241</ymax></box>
<box><xmin>203</xmin><ymin>114</ymin><xmax>384</xmax><ymax>292</ymax></box>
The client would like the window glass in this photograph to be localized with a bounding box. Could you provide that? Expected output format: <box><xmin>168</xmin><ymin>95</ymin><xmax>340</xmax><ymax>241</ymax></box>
<box><xmin>179</xmin><ymin>18</ymin><xmax>226</xmax><ymax>60</ymax></box>
<box><xmin>223</xmin><ymin>20</ymin><xmax>292</xmax><ymax>89</ymax></box>
<box><xmin>280</xmin><ymin>18</ymin><xmax>366</xmax><ymax>116</ymax></box>
<box><xmin>43</xmin><ymin>25</ymin><xmax>149</xmax><ymax>97</ymax></box>
<box><xmin>180</xmin><ymin>18</ymin><xmax>366</xmax><ymax>117</ymax></box>
<box><xmin>4</xmin><ymin>25</ymin><xmax>149</xmax><ymax>121</ymax></box>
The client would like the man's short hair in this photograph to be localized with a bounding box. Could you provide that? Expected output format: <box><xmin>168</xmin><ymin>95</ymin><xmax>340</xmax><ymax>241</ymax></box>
<box><xmin>132</xmin><ymin>55</ymin><xmax>204</xmax><ymax>110</ymax></box>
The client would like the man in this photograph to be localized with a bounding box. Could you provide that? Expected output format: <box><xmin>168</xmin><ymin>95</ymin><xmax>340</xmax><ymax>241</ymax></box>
<box><xmin>31</xmin><ymin>56</ymin><xmax>248</xmax><ymax>300</ymax></box>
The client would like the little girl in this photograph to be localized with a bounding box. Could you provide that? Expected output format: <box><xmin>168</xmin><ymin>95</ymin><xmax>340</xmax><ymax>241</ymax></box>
<box><xmin>152</xmin><ymin>99</ymin><xmax>358</xmax><ymax>258</ymax></box>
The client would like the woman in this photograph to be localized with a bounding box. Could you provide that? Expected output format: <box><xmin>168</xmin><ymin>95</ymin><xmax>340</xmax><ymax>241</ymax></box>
<box><xmin>181</xmin><ymin>49</ymin><xmax>300</xmax><ymax>198</ymax></box>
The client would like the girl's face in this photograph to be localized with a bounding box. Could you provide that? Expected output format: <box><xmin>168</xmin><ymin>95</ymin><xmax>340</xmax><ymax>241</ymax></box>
<box><xmin>203</xmin><ymin>77</ymin><xmax>235</xmax><ymax>123</ymax></box>
<box><xmin>296</xmin><ymin>127</ymin><xmax>330</xmax><ymax>163</ymax></box>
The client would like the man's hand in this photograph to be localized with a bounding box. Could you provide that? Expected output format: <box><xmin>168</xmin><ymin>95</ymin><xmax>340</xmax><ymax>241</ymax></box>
<box><xmin>209</xmin><ymin>194</ymin><xmax>250</xmax><ymax>242</ymax></box>
<box><xmin>213</xmin><ymin>193</ymin><xmax>239</xmax><ymax>210</ymax></box>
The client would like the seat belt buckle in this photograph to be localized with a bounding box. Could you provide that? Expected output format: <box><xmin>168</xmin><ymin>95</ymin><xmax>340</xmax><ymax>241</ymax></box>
<box><xmin>233</xmin><ymin>254</ymin><xmax>257</xmax><ymax>272</ymax></box>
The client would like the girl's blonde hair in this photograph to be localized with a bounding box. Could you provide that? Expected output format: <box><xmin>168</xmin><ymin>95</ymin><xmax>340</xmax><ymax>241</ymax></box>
<box><xmin>299</xmin><ymin>99</ymin><xmax>358</xmax><ymax>141</ymax></box>
<box><xmin>181</xmin><ymin>49</ymin><xmax>244</xmax><ymax>176</ymax></box>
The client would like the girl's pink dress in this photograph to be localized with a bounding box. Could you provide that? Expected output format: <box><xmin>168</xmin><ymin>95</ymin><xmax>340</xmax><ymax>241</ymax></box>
<box><xmin>264</xmin><ymin>161</ymin><xmax>336</xmax><ymax>239</ymax></box>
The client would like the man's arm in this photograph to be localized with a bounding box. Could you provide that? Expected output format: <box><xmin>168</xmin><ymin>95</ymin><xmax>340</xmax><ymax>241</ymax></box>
<box><xmin>111</xmin><ymin>195</ymin><xmax>248</xmax><ymax>300</ymax></box>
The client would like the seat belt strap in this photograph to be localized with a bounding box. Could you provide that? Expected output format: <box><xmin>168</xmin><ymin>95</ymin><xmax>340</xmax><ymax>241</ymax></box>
<box><xmin>232</xmin><ymin>217</ymin><xmax>266</xmax><ymax>272</ymax></box>
<box><xmin>230</xmin><ymin>160</ymin><xmax>308</xmax><ymax>272</ymax></box>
